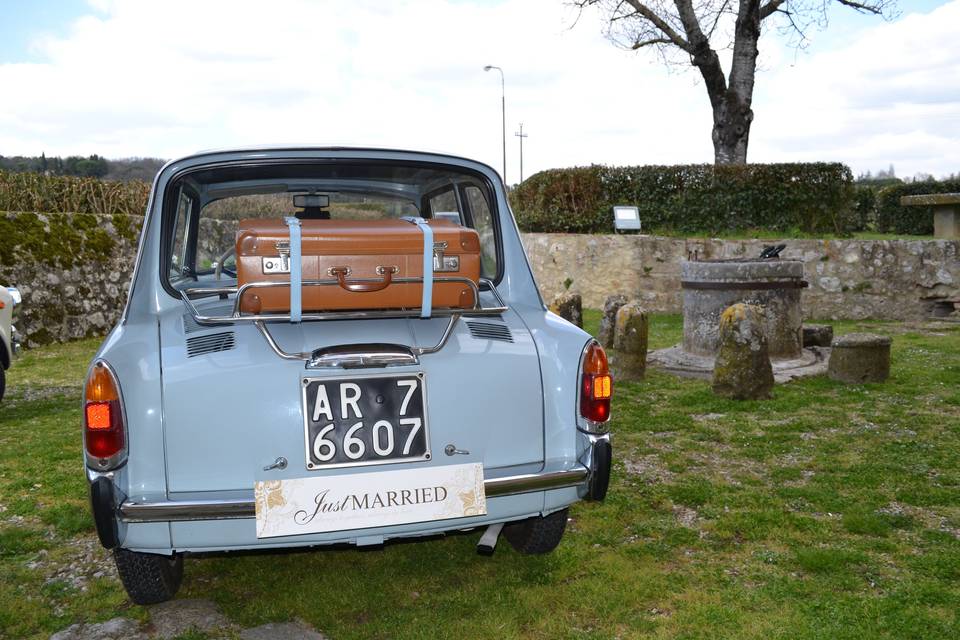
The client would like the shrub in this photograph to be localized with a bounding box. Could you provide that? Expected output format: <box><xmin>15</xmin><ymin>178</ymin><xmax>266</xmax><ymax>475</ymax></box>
<box><xmin>0</xmin><ymin>170</ymin><xmax>149</xmax><ymax>216</ymax></box>
<box><xmin>852</xmin><ymin>184</ymin><xmax>878</xmax><ymax>232</ymax></box>
<box><xmin>509</xmin><ymin>163</ymin><xmax>856</xmax><ymax>235</ymax></box>
<box><xmin>876</xmin><ymin>179</ymin><xmax>960</xmax><ymax>235</ymax></box>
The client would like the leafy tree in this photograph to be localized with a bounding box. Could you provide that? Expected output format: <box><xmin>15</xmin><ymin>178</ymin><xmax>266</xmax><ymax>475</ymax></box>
<box><xmin>575</xmin><ymin>0</ymin><xmax>896</xmax><ymax>164</ymax></box>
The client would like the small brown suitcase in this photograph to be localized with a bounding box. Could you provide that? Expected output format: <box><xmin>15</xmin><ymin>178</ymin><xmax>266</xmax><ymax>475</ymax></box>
<box><xmin>235</xmin><ymin>218</ymin><xmax>481</xmax><ymax>314</ymax></box>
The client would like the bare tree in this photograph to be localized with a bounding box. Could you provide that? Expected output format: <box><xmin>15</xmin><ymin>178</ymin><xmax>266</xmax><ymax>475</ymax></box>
<box><xmin>575</xmin><ymin>0</ymin><xmax>895</xmax><ymax>164</ymax></box>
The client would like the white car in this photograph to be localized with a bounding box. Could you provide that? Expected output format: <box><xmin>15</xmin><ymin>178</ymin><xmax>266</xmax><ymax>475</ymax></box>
<box><xmin>0</xmin><ymin>286</ymin><xmax>22</xmax><ymax>401</ymax></box>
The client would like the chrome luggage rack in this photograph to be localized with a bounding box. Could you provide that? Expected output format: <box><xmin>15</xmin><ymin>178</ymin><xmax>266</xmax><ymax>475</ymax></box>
<box><xmin>179</xmin><ymin>276</ymin><xmax>509</xmax><ymax>365</ymax></box>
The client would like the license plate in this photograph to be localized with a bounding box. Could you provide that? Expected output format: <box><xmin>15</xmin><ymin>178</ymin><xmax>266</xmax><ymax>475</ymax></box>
<box><xmin>301</xmin><ymin>373</ymin><xmax>430</xmax><ymax>470</ymax></box>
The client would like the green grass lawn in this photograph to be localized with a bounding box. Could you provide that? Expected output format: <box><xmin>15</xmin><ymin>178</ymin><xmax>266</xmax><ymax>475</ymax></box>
<box><xmin>1</xmin><ymin>319</ymin><xmax>959</xmax><ymax>639</ymax></box>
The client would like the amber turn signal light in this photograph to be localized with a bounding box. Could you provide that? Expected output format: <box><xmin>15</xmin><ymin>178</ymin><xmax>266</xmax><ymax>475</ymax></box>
<box><xmin>84</xmin><ymin>362</ymin><xmax>126</xmax><ymax>464</ymax></box>
<box><xmin>580</xmin><ymin>342</ymin><xmax>612</xmax><ymax>424</ymax></box>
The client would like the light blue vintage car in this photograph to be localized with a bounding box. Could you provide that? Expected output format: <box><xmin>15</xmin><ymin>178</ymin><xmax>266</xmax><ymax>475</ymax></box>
<box><xmin>85</xmin><ymin>147</ymin><xmax>612</xmax><ymax>604</ymax></box>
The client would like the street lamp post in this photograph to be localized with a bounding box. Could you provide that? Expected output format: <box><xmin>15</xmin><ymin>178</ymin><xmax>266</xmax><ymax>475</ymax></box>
<box><xmin>483</xmin><ymin>65</ymin><xmax>506</xmax><ymax>184</ymax></box>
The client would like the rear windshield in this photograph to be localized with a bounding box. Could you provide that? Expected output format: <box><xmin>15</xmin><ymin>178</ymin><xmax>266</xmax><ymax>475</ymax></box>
<box><xmin>162</xmin><ymin>161</ymin><xmax>500</xmax><ymax>293</ymax></box>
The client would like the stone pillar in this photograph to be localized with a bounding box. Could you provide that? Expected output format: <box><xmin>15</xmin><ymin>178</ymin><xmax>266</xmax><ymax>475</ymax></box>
<box><xmin>828</xmin><ymin>333</ymin><xmax>892</xmax><ymax>383</ymax></box>
<box><xmin>549</xmin><ymin>292</ymin><xmax>582</xmax><ymax>328</ymax></box>
<box><xmin>597</xmin><ymin>294</ymin><xmax>628</xmax><ymax>348</ymax></box>
<box><xmin>613</xmin><ymin>302</ymin><xmax>648</xmax><ymax>381</ymax></box>
<box><xmin>712</xmin><ymin>303</ymin><xmax>774</xmax><ymax>400</ymax></box>
<box><xmin>934</xmin><ymin>206</ymin><xmax>960</xmax><ymax>239</ymax></box>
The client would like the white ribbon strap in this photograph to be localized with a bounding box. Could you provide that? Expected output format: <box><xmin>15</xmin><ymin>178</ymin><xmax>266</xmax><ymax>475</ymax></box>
<box><xmin>284</xmin><ymin>216</ymin><xmax>302</xmax><ymax>323</ymax></box>
<box><xmin>400</xmin><ymin>216</ymin><xmax>434</xmax><ymax>318</ymax></box>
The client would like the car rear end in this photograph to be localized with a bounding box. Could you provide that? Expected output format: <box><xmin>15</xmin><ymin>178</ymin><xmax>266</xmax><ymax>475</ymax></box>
<box><xmin>84</xmin><ymin>148</ymin><xmax>611</xmax><ymax>603</ymax></box>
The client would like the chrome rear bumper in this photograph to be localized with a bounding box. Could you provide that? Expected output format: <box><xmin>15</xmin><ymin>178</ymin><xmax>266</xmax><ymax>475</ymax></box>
<box><xmin>118</xmin><ymin>466</ymin><xmax>589</xmax><ymax>523</ymax></box>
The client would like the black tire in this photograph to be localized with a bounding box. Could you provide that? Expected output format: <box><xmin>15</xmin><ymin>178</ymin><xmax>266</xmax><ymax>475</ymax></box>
<box><xmin>504</xmin><ymin>508</ymin><xmax>569</xmax><ymax>555</ymax></box>
<box><xmin>113</xmin><ymin>548</ymin><xmax>183</xmax><ymax>605</ymax></box>
<box><xmin>0</xmin><ymin>366</ymin><xmax>5</xmax><ymax>403</ymax></box>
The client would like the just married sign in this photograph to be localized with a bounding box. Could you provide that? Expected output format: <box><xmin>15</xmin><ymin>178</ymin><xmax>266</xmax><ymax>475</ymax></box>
<box><xmin>254</xmin><ymin>463</ymin><xmax>487</xmax><ymax>538</ymax></box>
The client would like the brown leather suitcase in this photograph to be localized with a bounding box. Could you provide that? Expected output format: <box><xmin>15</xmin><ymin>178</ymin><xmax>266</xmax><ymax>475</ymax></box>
<box><xmin>235</xmin><ymin>218</ymin><xmax>481</xmax><ymax>314</ymax></box>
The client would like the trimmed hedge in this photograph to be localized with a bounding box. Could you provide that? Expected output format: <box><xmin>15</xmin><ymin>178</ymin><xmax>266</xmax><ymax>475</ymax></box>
<box><xmin>876</xmin><ymin>179</ymin><xmax>960</xmax><ymax>235</ymax></box>
<box><xmin>510</xmin><ymin>163</ymin><xmax>856</xmax><ymax>235</ymax></box>
<box><xmin>0</xmin><ymin>170</ymin><xmax>149</xmax><ymax>216</ymax></box>
<box><xmin>852</xmin><ymin>184</ymin><xmax>877</xmax><ymax>232</ymax></box>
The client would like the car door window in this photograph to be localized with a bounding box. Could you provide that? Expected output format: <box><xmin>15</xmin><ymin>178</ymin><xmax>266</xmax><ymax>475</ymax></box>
<box><xmin>169</xmin><ymin>190</ymin><xmax>194</xmax><ymax>279</ymax></box>
<box><xmin>464</xmin><ymin>185</ymin><xmax>497</xmax><ymax>278</ymax></box>
<box><xmin>427</xmin><ymin>188</ymin><xmax>462</xmax><ymax>224</ymax></box>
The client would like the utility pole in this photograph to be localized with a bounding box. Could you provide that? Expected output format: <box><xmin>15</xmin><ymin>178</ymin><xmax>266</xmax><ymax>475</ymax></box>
<box><xmin>514</xmin><ymin>122</ymin><xmax>528</xmax><ymax>183</ymax></box>
<box><xmin>483</xmin><ymin>65</ymin><xmax>506</xmax><ymax>183</ymax></box>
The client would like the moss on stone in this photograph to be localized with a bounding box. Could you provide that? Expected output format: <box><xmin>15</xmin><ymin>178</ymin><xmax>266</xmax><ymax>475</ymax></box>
<box><xmin>613</xmin><ymin>302</ymin><xmax>649</xmax><ymax>381</ymax></box>
<box><xmin>1</xmin><ymin>210</ymin><xmax>142</xmax><ymax>346</ymax></box>
<box><xmin>712</xmin><ymin>303</ymin><xmax>774</xmax><ymax>400</ymax></box>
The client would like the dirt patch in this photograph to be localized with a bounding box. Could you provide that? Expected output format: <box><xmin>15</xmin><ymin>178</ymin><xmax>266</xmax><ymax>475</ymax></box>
<box><xmin>672</xmin><ymin>505</ymin><xmax>700</xmax><ymax>529</ymax></box>
<box><xmin>27</xmin><ymin>534</ymin><xmax>117</xmax><ymax>593</ymax></box>
<box><xmin>622</xmin><ymin>455</ymin><xmax>676</xmax><ymax>484</ymax></box>
<box><xmin>879</xmin><ymin>502</ymin><xmax>960</xmax><ymax>540</ymax></box>
<box><xmin>684</xmin><ymin>449</ymin><xmax>767</xmax><ymax>486</ymax></box>
<box><xmin>692</xmin><ymin>413</ymin><xmax>726</xmax><ymax>423</ymax></box>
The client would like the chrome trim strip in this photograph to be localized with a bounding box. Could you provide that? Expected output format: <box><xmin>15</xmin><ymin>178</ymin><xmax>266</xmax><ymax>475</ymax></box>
<box><xmin>181</xmin><ymin>278</ymin><xmax>506</xmax><ymax>324</ymax></box>
<box><xmin>179</xmin><ymin>278</ymin><xmax>508</xmax><ymax>325</ymax></box>
<box><xmin>412</xmin><ymin>314</ymin><xmax>459</xmax><ymax>356</ymax></box>
<box><xmin>254</xmin><ymin>314</ymin><xmax>460</xmax><ymax>362</ymax></box>
<box><xmin>307</xmin><ymin>344</ymin><xmax>420</xmax><ymax>369</ymax></box>
<box><xmin>118</xmin><ymin>467</ymin><xmax>589</xmax><ymax>523</ymax></box>
<box><xmin>484</xmin><ymin>468</ymin><xmax>588</xmax><ymax>497</ymax></box>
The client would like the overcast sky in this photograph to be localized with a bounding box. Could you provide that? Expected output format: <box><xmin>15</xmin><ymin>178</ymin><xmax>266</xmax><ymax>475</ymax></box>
<box><xmin>0</xmin><ymin>0</ymin><xmax>957</xmax><ymax>183</ymax></box>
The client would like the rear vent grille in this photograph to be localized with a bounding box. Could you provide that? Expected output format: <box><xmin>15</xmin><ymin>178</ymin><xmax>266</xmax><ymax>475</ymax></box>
<box><xmin>466</xmin><ymin>321</ymin><xmax>513</xmax><ymax>343</ymax></box>
<box><xmin>186</xmin><ymin>331</ymin><xmax>236</xmax><ymax>357</ymax></box>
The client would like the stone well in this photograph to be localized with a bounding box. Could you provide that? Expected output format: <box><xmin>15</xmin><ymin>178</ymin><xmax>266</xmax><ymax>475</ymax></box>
<box><xmin>681</xmin><ymin>259</ymin><xmax>805</xmax><ymax>359</ymax></box>
<box><xmin>649</xmin><ymin>258</ymin><xmax>828</xmax><ymax>382</ymax></box>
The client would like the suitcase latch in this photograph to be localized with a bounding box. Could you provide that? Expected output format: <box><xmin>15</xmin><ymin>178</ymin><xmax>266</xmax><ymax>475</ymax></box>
<box><xmin>263</xmin><ymin>241</ymin><xmax>291</xmax><ymax>274</ymax></box>
<box><xmin>432</xmin><ymin>241</ymin><xmax>460</xmax><ymax>273</ymax></box>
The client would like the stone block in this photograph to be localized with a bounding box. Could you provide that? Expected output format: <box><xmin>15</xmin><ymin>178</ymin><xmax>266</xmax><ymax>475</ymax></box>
<box><xmin>148</xmin><ymin>598</ymin><xmax>236</xmax><ymax>639</ymax></box>
<box><xmin>50</xmin><ymin>618</ymin><xmax>147</xmax><ymax>640</ymax></box>
<box><xmin>712</xmin><ymin>303</ymin><xmax>774</xmax><ymax>400</ymax></box>
<box><xmin>549</xmin><ymin>292</ymin><xmax>583</xmax><ymax>328</ymax></box>
<box><xmin>241</xmin><ymin>622</ymin><xmax>330</xmax><ymax>640</ymax></box>
<box><xmin>597</xmin><ymin>294</ymin><xmax>628</xmax><ymax>348</ymax></box>
<box><xmin>613</xmin><ymin>302</ymin><xmax>648</xmax><ymax>380</ymax></box>
<box><xmin>828</xmin><ymin>332</ymin><xmax>892</xmax><ymax>383</ymax></box>
<box><xmin>802</xmin><ymin>324</ymin><xmax>834</xmax><ymax>347</ymax></box>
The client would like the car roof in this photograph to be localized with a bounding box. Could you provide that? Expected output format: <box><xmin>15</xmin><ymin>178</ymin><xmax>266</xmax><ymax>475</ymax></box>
<box><xmin>167</xmin><ymin>145</ymin><xmax>494</xmax><ymax>172</ymax></box>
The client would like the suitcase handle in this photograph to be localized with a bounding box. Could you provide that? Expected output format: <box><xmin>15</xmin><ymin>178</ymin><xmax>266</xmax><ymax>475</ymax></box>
<box><xmin>330</xmin><ymin>266</ymin><xmax>396</xmax><ymax>293</ymax></box>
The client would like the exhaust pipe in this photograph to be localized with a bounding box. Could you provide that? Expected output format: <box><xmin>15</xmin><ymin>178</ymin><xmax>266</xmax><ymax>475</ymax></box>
<box><xmin>476</xmin><ymin>522</ymin><xmax>504</xmax><ymax>556</ymax></box>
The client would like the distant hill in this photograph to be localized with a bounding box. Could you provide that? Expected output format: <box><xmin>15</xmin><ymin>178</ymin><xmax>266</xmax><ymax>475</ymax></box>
<box><xmin>0</xmin><ymin>154</ymin><xmax>166</xmax><ymax>183</ymax></box>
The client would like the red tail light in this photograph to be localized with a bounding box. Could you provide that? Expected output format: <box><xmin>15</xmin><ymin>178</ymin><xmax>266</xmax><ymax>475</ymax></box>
<box><xmin>84</xmin><ymin>361</ymin><xmax>126</xmax><ymax>466</ymax></box>
<box><xmin>580</xmin><ymin>342</ymin><xmax>612</xmax><ymax>424</ymax></box>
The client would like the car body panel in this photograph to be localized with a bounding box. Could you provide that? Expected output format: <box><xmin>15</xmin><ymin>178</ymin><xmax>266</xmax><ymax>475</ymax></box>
<box><xmin>89</xmin><ymin>147</ymin><xmax>608</xmax><ymax>555</ymax></box>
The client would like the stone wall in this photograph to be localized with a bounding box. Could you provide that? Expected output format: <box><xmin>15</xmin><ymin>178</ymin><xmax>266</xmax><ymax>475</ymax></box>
<box><xmin>522</xmin><ymin>234</ymin><xmax>959</xmax><ymax>321</ymax></box>
<box><xmin>0</xmin><ymin>212</ymin><xmax>143</xmax><ymax>346</ymax></box>
<box><xmin>0</xmin><ymin>212</ymin><xmax>232</xmax><ymax>347</ymax></box>
<box><xmin>2</xmin><ymin>210</ymin><xmax>957</xmax><ymax>346</ymax></box>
